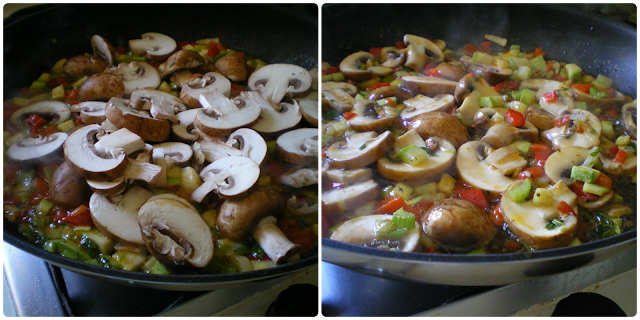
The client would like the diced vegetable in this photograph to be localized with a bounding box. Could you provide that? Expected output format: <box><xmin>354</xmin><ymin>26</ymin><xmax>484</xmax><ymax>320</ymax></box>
<box><xmin>570</xmin><ymin>165</ymin><xmax>601</xmax><ymax>184</ymax></box>
<box><xmin>507</xmin><ymin>178</ymin><xmax>532</xmax><ymax>203</ymax></box>
<box><xmin>392</xmin><ymin>208</ymin><xmax>416</xmax><ymax>229</ymax></box>
<box><xmin>532</xmin><ymin>188</ymin><xmax>554</xmax><ymax>206</ymax></box>
<box><xmin>398</xmin><ymin>145</ymin><xmax>429</xmax><ymax>166</ymax></box>
<box><xmin>564</xmin><ymin>63</ymin><xmax>582</xmax><ymax>81</ymax></box>
<box><xmin>583</xmin><ymin>183</ymin><xmax>609</xmax><ymax>196</ymax></box>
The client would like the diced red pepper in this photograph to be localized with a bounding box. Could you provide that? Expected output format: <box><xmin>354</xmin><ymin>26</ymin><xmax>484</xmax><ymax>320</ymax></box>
<box><xmin>491</xmin><ymin>205</ymin><xmax>505</xmax><ymax>226</ymax></box>
<box><xmin>459</xmin><ymin>189</ymin><xmax>489</xmax><ymax>210</ymax></box>
<box><xmin>595</xmin><ymin>173</ymin><xmax>612</xmax><ymax>189</ymax></box>
<box><xmin>61</xmin><ymin>205</ymin><xmax>93</xmax><ymax>226</ymax></box>
<box><xmin>529</xmin><ymin>143</ymin><xmax>553</xmax><ymax>157</ymax></box>
<box><xmin>506</xmin><ymin>109</ymin><xmax>526</xmax><ymax>127</ymax></box>
<box><xmin>609</xmin><ymin>145</ymin><xmax>619</xmax><ymax>156</ymax></box>
<box><xmin>570</xmin><ymin>181</ymin><xmax>597</xmax><ymax>201</ymax></box>
<box><xmin>542</xmin><ymin>91</ymin><xmax>557</xmax><ymax>102</ymax></box>
<box><xmin>65</xmin><ymin>88</ymin><xmax>79</xmax><ymax>100</ymax></box>
<box><xmin>177</xmin><ymin>41</ymin><xmax>190</xmax><ymax>49</ymax></box>
<box><xmin>572</xmin><ymin>83</ymin><xmax>594</xmax><ymax>94</ymax></box>
<box><xmin>604</xmin><ymin>109</ymin><xmax>620</xmax><ymax>118</ymax></box>
<box><xmin>505</xmin><ymin>239</ymin><xmax>520</xmax><ymax>251</ymax></box>
<box><xmin>518</xmin><ymin>166</ymin><xmax>546</xmax><ymax>180</ymax></box>
<box><xmin>613</xmin><ymin>149</ymin><xmax>627</xmax><ymax>163</ymax></box>
<box><xmin>33</xmin><ymin>177</ymin><xmax>48</xmax><ymax>194</ymax></box>
<box><xmin>366</xmin><ymin>82</ymin><xmax>390</xmax><ymax>90</ymax></box>
<box><xmin>374</xmin><ymin>196</ymin><xmax>405</xmax><ymax>215</ymax></box>
<box><xmin>425</xmin><ymin>68</ymin><xmax>439</xmax><ymax>77</ymax></box>
<box><xmin>323</xmin><ymin>66</ymin><xmax>340</xmax><ymax>75</ymax></box>
<box><xmin>546</xmin><ymin>62</ymin><xmax>554</xmax><ymax>73</ymax></box>
<box><xmin>531</xmin><ymin>47</ymin><xmax>546</xmax><ymax>58</ymax></box>
<box><xmin>557</xmin><ymin>201</ymin><xmax>575</xmax><ymax>216</ymax></box>
<box><xmin>554</xmin><ymin>114</ymin><xmax>571</xmax><ymax>127</ymax></box>
<box><xmin>26</xmin><ymin>114</ymin><xmax>47</xmax><ymax>128</ymax></box>
<box><xmin>369</xmin><ymin>47</ymin><xmax>382</xmax><ymax>57</ymax></box>
<box><xmin>3</xmin><ymin>102</ymin><xmax>21</xmax><ymax>119</ymax></box>
<box><xmin>401</xmin><ymin>204</ymin><xmax>421</xmax><ymax>219</ymax></box>
<box><xmin>384</xmin><ymin>98</ymin><xmax>396</xmax><ymax>108</ymax></box>
<box><xmin>505</xmin><ymin>80</ymin><xmax>519</xmax><ymax>91</ymax></box>
<box><xmin>395</xmin><ymin>41</ymin><xmax>407</xmax><ymax>49</ymax></box>
<box><xmin>343</xmin><ymin>112</ymin><xmax>357</xmax><ymax>120</ymax></box>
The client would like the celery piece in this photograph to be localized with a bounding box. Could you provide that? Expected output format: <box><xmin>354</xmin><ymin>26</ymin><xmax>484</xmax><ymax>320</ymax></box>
<box><xmin>519</xmin><ymin>89</ymin><xmax>536</xmax><ymax>105</ymax></box>
<box><xmin>392</xmin><ymin>208</ymin><xmax>415</xmax><ymax>229</ymax></box>
<box><xmin>52</xmin><ymin>84</ymin><xmax>65</xmax><ymax>100</ymax></box>
<box><xmin>507</xmin><ymin>178</ymin><xmax>532</xmax><ymax>203</ymax></box>
<box><xmin>478</xmin><ymin>95</ymin><xmax>505</xmax><ymax>108</ymax></box>
<box><xmin>505</xmin><ymin>101</ymin><xmax>528</xmax><ymax>114</ymax></box>
<box><xmin>152</xmin><ymin>261</ymin><xmax>171</xmax><ymax>274</ymax></box>
<box><xmin>321</xmin><ymin>74</ymin><xmax>334</xmax><ymax>82</ymax></box>
<box><xmin>583</xmin><ymin>183</ymin><xmax>609</xmax><ymax>196</ymax></box>
<box><xmin>471</xmin><ymin>51</ymin><xmax>494</xmax><ymax>65</ymax></box>
<box><xmin>601</xmin><ymin>121</ymin><xmax>615</xmax><ymax>140</ymax></box>
<box><xmin>571</xmin><ymin>165</ymin><xmax>601</xmax><ymax>184</ymax></box>
<box><xmin>589</xmin><ymin>86</ymin><xmax>608</xmax><ymax>99</ymax></box>
<box><xmin>398</xmin><ymin>145</ymin><xmax>428</xmax><ymax>166</ymax></box>
<box><xmin>132</xmin><ymin>56</ymin><xmax>146</xmax><ymax>62</ymax></box>
<box><xmin>513</xmin><ymin>140</ymin><xmax>532</xmax><ymax>156</ymax></box>
<box><xmin>57</xmin><ymin>119</ymin><xmax>75</xmax><ymax>132</ymax></box>
<box><xmin>582</xmin><ymin>146</ymin><xmax>602</xmax><ymax>167</ymax></box>
<box><xmin>530</xmin><ymin>55</ymin><xmax>546</xmax><ymax>72</ymax></box>
<box><xmin>386</xmin><ymin>228</ymin><xmax>410</xmax><ymax>239</ymax></box>
<box><xmin>564</xmin><ymin>63</ymin><xmax>582</xmax><ymax>81</ymax></box>
<box><xmin>52</xmin><ymin>58</ymin><xmax>67</xmax><ymax>74</ymax></box>
<box><xmin>532</xmin><ymin>188</ymin><xmax>554</xmax><ymax>206</ymax></box>
<box><xmin>592</xmin><ymin>74</ymin><xmax>613</xmax><ymax>89</ymax></box>
<box><xmin>375</xmin><ymin>219</ymin><xmax>396</xmax><ymax>236</ymax></box>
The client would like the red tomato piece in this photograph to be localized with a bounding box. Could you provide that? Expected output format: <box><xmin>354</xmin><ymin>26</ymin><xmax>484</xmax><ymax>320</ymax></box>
<box><xmin>395</xmin><ymin>41</ymin><xmax>407</xmax><ymax>49</ymax></box>
<box><xmin>570</xmin><ymin>181</ymin><xmax>597</xmax><ymax>201</ymax></box>
<box><xmin>62</xmin><ymin>205</ymin><xmax>93</xmax><ymax>226</ymax></box>
<box><xmin>554</xmin><ymin>114</ymin><xmax>571</xmax><ymax>127</ymax></box>
<box><xmin>595</xmin><ymin>173</ymin><xmax>612</xmax><ymax>189</ymax></box>
<box><xmin>26</xmin><ymin>114</ymin><xmax>47</xmax><ymax>127</ymax></box>
<box><xmin>369</xmin><ymin>47</ymin><xmax>382</xmax><ymax>57</ymax></box>
<box><xmin>342</xmin><ymin>112</ymin><xmax>357</xmax><ymax>120</ymax></box>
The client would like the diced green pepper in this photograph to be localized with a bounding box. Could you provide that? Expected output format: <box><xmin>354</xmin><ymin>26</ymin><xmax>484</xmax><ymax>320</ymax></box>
<box><xmin>519</xmin><ymin>89</ymin><xmax>536</xmax><ymax>105</ymax></box>
<box><xmin>591</xmin><ymin>74</ymin><xmax>613</xmax><ymax>89</ymax></box>
<box><xmin>478</xmin><ymin>95</ymin><xmax>505</xmax><ymax>108</ymax></box>
<box><xmin>601</xmin><ymin>121</ymin><xmax>615</xmax><ymax>140</ymax></box>
<box><xmin>513</xmin><ymin>140</ymin><xmax>532</xmax><ymax>156</ymax></box>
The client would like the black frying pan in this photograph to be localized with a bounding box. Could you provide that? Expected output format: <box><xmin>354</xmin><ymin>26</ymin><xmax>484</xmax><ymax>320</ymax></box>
<box><xmin>321</xmin><ymin>3</ymin><xmax>637</xmax><ymax>286</ymax></box>
<box><xmin>3</xmin><ymin>3</ymin><xmax>318</xmax><ymax>291</ymax></box>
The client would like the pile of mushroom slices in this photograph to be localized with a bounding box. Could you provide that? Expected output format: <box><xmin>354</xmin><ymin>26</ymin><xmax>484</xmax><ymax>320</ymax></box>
<box><xmin>5</xmin><ymin>32</ymin><xmax>320</xmax><ymax>273</ymax></box>
<box><xmin>320</xmin><ymin>33</ymin><xmax>636</xmax><ymax>254</ymax></box>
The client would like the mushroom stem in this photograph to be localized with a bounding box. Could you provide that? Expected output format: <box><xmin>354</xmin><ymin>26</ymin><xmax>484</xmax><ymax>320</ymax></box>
<box><xmin>252</xmin><ymin>216</ymin><xmax>300</xmax><ymax>265</ymax></box>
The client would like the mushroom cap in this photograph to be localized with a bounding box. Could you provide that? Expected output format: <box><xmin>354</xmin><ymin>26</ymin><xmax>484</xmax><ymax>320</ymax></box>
<box><xmin>298</xmin><ymin>98</ymin><xmax>319</xmax><ymax>127</ymax></box>
<box><xmin>194</xmin><ymin>89</ymin><xmax>261</xmax><ymax>136</ymax></box>
<box><xmin>456</xmin><ymin>141</ymin><xmax>518</xmax><ymax>194</ymax></box>
<box><xmin>129</xmin><ymin>32</ymin><xmax>177</xmax><ymax>61</ymax></box>
<box><xmin>217</xmin><ymin>187</ymin><xmax>285</xmax><ymax>241</ymax></box>
<box><xmin>377</xmin><ymin>137</ymin><xmax>456</xmax><ymax>184</ymax></box>
<box><xmin>400</xmin><ymin>94</ymin><xmax>455</xmax><ymax>120</ymax></box>
<box><xmin>322</xmin><ymin>179</ymin><xmax>380</xmax><ymax>217</ymax></box>
<box><xmin>152</xmin><ymin>141</ymin><xmax>193</xmax><ymax>165</ymax></box>
<box><xmin>91</xmin><ymin>34</ymin><xmax>115</xmax><ymax>66</ymax></box>
<box><xmin>403</xmin><ymin>34</ymin><xmax>444</xmax><ymax>72</ymax></box>
<box><xmin>7</xmin><ymin>132</ymin><xmax>67</xmax><ymax>162</ymax></box>
<box><xmin>89</xmin><ymin>185</ymin><xmax>154</xmax><ymax>245</ymax></box>
<box><xmin>347</xmin><ymin>100</ymin><xmax>395</xmax><ymax>131</ymax></box>
<box><xmin>422</xmin><ymin>198</ymin><xmax>495</xmax><ymax>252</ymax></box>
<box><xmin>180</xmin><ymin>72</ymin><xmax>231</xmax><ymax>108</ymax></box>
<box><xmin>105</xmin><ymin>61</ymin><xmax>161</xmax><ymax>94</ymax></box>
<box><xmin>322</xmin><ymin>81</ymin><xmax>358</xmax><ymax>113</ymax></box>
<box><xmin>49</xmin><ymin>161</ymin><xmax>92</xmax><ymax>208</ymax></box>
<box><xmin>191</xmin><ymin>156</ymin><xmax>260</xmax><ymax>202</ymax></box>
<box><xmin>329</xmin><ymin>214</ymin><xmax>420</xmax><ymax>252</ymax></box>
<box><xmin>454</xmin><ymin>73</ymin><xmax>499</xmax><ymax>104</ymax></box>
<box><xmin>338</xmin><ymin>51</ymin><xmax>374</xmax><ymax>81</ymax></box>
<box><xmin>198</xmin><ymin>128</ymin><xmax>267</xmax><ymax>166</ymax></box>
<box><xmin>379</xmin><ymin>48</ymin><xmax>406</xmax><ymax>68</ymax></box>
<box><xmin>500</xmin><ymin>180</ymin><xmax>578</xmax><ymax>250</ymax></box>
<box><xmin>63</xmin><ymin>124</ymin><xmax>129</xmax><ymax>181</ymax></box>
<box><xmin>215</xmin><ymin>52</ymin><xmax>248</xmax><ymax>82</ymax></box>
<box><xmin>138</xmin><ymin>193</ymin><xmax>214</xmax><ymax>268</ymax></box>
<box><xmin>325</xmin><ymin>130</ymin><xmax>396</xmax><ymax>169</ymax></box>
<box><xmin>10</xmin><ymin>100</ymin><xmax>71</xmax><ymax>125</ymax></box>
<box><xmin>401</xmin><ymin>75</ymin><xmax>457</xmax><ymax>97</ymax></box>
<box><xmin>77</xmin><ymin>73</ymin><xmax>125</xmax><ymax>102</ymax></box>
<box><xmin>275</xmin><ymin>128</ymin><xmax>318</xmax><ymax>165</ymax></box>
<box><xmin>367</xmin><ymin>85</ymin><xmax>413</xmax><ymax>104</ymax></box>
<box><xmin>572</xmin><ymin>87</ymin><xmax>627</xmax><ymax>109</ymax></box>
<box><xmin>404</xmin><ymin>111</ymin><xmax>469</xmax><ymax>149</ymax></box>
<box><xmin>248</xmin><ymin>63</ymin><xmax>312</xmax><ymax>104</ymax></box>
<box><xmin>431</xmin><ymin>62</ymin><xmax>467</xmax><ymax>81</ymax></box>
<box><xmin>104</xmin><ymin>97</ymin><xmax>171</xmax><ymax>142</ymax></box>
<box><xmin>162</xmin><ymin>49</ymin><xmax>206</xmax><ymax>77</ymax></box>
<box><xmin>63</xmin><ymin>55</ymin><xmax>108</xmax><ymax>78</ymax></box>
<box><xmin>86</xmin><ymin>177</ymin><xmax>128</xmax><ymax>196</ymax></box>
<box><xmin>544</xmin><ymin>147</ymin><xmax>590</xmax><ymax>185</ymax></box>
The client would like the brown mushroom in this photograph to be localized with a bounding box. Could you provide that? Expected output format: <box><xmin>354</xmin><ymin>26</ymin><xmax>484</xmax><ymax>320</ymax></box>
<box><xmin>405</xmin><ymin>111</ymin><xmax>469</xmax><ymax>149</ymax></box>
<box><xmin>63</xmin><ymin>55</ymin><xmax>108</xmax><ymax>78</ymax></box>
<box><xmin>77</xmin><ymin>73</ymin><xmax>125</xmax><ymax>102</ymax></box>
<box><xmin>162</xmin><ymin>49</ymin><xmax>206</xmax><ymax>77</ymax></box>
<box><xmin>49</xmin><ymin>162</ymin><xmax>92</xmax><ymax>208</ymax></box>
<box><xmin>104</xmin><ymin>97</ymin><xmax>171</xmax><ymax>142</ymax></box>
<box><xmin>401</xmin><ymin>75</ymin><xmax>457</xmax><ymax>97</ymax></box>
<box><xmin>215</xmin><ymin>52</ymin><xmax>248</xmax><ymax>82</ymax></box>
<box><xmin>217</xmin><ymin>187</ymin><xmax>285</xmax><ymax>241</ymax></box>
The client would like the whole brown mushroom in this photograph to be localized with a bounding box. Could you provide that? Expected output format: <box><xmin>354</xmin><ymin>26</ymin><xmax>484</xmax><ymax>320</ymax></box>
<box><xmin>215</xmin><ymin>52</ymin><xmax>248</xmax><ymax>82</ymax></box>
<box><xmin>49</xmin><ymin>162</ymin><xmax>92</xmax><ymax>208</ymax></box>
<box><xmin>217</xmin><ymin>187</ymin><xmax>285</xmax><ymax>241</ymax></box>
<box><xmin>63</xmin><ymin>55</ymin><xmax>108</xmax><ymax>78</ymax></box>
<box><xmin>405</xmin><ymin>111</ymin><xmax>470</xmax><ymax>148</ymax></box>
<box><xmin>77</xmin><ymin>73</ymin><xmax>125</xmax><ymax>102</ymax></box>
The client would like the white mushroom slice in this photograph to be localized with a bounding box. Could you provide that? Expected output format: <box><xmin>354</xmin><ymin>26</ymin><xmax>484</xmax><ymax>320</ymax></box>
<box><xmin>104</xmin><ymin>97</ymin><xmax>171</xmax><ymax>142</ymax></box>
<box><xmin>459</xmin><ymin>56</ymin><xmax>512</xmax><ymax>85</ymax></box>
<box><xmin>152</xmin><ymin>142</ymin><xmax>193</xmax><ymax>166</ymax></box>
<box><xmin>180</xmin><ymin>72</ymin><xmax>231</xmax><ymax>108</ymax></box>
<box><xmin>403</xmin><ymin>34</ymin><xmax>444</xmax><ymax>72</ymax></box>
<box><xmin>348</xmin><ymin>100</ymin><xmax>395</xmax><ymax>131</ymax></box>
<box><xmin>323</xmin><ymin>168</ymin><xmax>373</xmax><ymax>186</ymax></box>
<box><xmin>322</xmin><ymin>179</ymin><xmax>379</xmax><ymax>217</ymax></box>
<box><xmin>325</xmin><ymin>131</ymin><xmax>396</xmax><ymax>169</ymax></box>
<box><xmin>89</xmin><ymin>185</ymin><xmax>154</xmax><ymax>245</ymax></box>
<box><xmin>128</xmin><ymin>32</ymin><xmax>177</xmax><ymax>61</ymax></box>
<box><xmin>456</xmin><ymin>141</ymin><xmax>520</xmax><ymax>194</ymax></box>
<box><xmin>482</xmin><ymin>144</ymin><xmax>527</xmax><ymax>176</ymax></box>
<box><xmin>600</xmin><ymin>140</ymin><xmax>637</xmax><ymax>176</ymax></box>
<box><xmin>6</xmin><ymin>132</ymin><xmax>67</xmax><ymax>162</ymax></box>
<box><xmin>377</xmin><ymin>137</ymin><xmax>456</xmax><ymax>183</ymax></box>
<box><xmin>91</xmin><ymin>34</ymin><xmax>115</xmax><ymax>66</ymax></box>
<box><xmin>298</xmin><ymin>98</ymin><xmax>319</xmax><ymax>127</ymax></box>
<box><xmin>138</xmin><ymin>193</ymin><xmax>214</xmax><ymax>268</ymax></box>
<box><xmin>253</xmin><ymin>216</ymin><xmax>301</xmax><ymax>265</ymax></box>
<box><xmin>621</xmin><ymin>101</ymin><xmax>637</xmax><ymax>140</ymax></box>
<box><xmin>338</xmin><ymin>52</ymin><xmax>374</xmax><ymax>81</ymax></box>
<box><xmin>544</xmin><ymin>147</ymin><xmax>590</xmax><ymax>185</ymax></box>
<box><xmin>105</xmin><ymin>61</ymin><xmax>161</xmax><ymax>95</ymax></box>
<box><xmin>129</xmin><ymin>88</ymin><xmax>187</xmax><ymax>124</ymax></box>
<box><xmin>279</xmin><ymin>167</ymin><xmax>318</xmax><ymax>188</ymax></box>
<box><xmin>456</xmin><ymin>89</ymin><xmax>483</xmax><ymax>126</ymax></box>
<box><xmin>122</xmin><ymin>159</ymin><xmax>163</xmax><ymax>184</ymax></box>
<box><xmin>276</xmin><ymin>128</ymin><xmax>318</xmax><ymax>165</ymax></box>
<box><xmin>572</xmin><ymin>87</ymin><xmax>627</xmax><ymax>109</ymax></box>
<box><xmin>248</xmin><ymin>63</ymin><xmax>312</xmax><ymax>104</ymax></box>
<box><xmin>393</xmin><ymin>129</ymin><xmax>427</xmax><ymax>153</ymax></box>
<box><xmin>86</xmin><ymin>177</ymin><xmax>128</xmax><ymax>196</ymax></box>
<box><xmin>480</xmin><ymin>122</ymin><xmax>539</xmax><ymax>149</ymax></box>
<box><xmin>329</xmin><ymin>214</ymin><xmax>420</xmax><ymax>252</ymax></box>
<box><xmin>542</xmin><ymin>109</ymin><xmax>601</xmax><ymax>150</ymax></box>
<box><xmin>94</xmin><ymin>127</ymin><xmax>145</xmax><ymax>156</ymax></box>
<box><xmin>400</xmin><ymin>94</ymin><xmax>455</xmax><ymax>120</ymax></box>
<box><xmin>75</xmin><ymin>101</ymin><xmax>107</xmax><ymax>124</ymax></box>
<box><xmin>379</xmin><ymin>49</ymin><xmax>406</xmax><ymax>68</ymax></box>
<box><xmin>367</xmin><ymin>65</ymin><xmax>394</xmax><ymax>77</ymax></box>
<box><xmin>287</xmin><ymin>196</ymin><xmax>318</xmax><ymax>215</ymax></box>
<box><xmin>198</xmin><ymin>128</ymin><xmax>267</xmax><ymax>166</ymax></box>
<box><xmin>454</xmin><ymin>73</ymin><xmax>499</xmax><ymax>104</ymax></box>
<box><xmin>500</xmin><ymin>180</ymin><xmax>578</xmax><ymax>250</ymax></box>
<box><xmin>322</xmin><ymin>81</ymin><xmax>358</xmax><ymax>113</ymax></box>
<box><xmin>520</xmin><ymin>79</ymin><xmax>574</xmax><ymax>116</ymax></box>
<box><xmin>191</xmin><ymin>156</ymin><xmax>260</xmax><ymax>202</ymax></box>
<box><xmin>243</xmin><ymin>91</ymin><xmax>302</xmax><ymax>133</ymax></box>
<box><xmin>194</xmin><ymin>89</ymin><xmax>261</xmax><ymax>136</ymax></box>
<box><xmin>171</xmin><ymin>108</ymin><xmax>200</xmax><ymax>142</ymax></box>
<box><xmin>63</xmin><ymin>124</ymin><xmax>128</xmax><ymax>181</ymax></box>
<box><xmin>10</xmin><ymin>100</ymin><xmax>71</xmax><ymax>125</ymax></box>
<box><xmin>400</xmin><ymin>75</ymin><xmax>457</xmax><ymax>97</ymax></box>
<box><xmin>100</xmin><ymin>119</ymin><xmax>120</xmax><ymax>133</ymax></box>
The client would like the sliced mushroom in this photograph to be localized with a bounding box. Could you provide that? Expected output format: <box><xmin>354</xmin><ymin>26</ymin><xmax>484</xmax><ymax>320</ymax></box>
<box><xmin>105</xmin><ymin>61</ymin><xmax>161</xmax><ymax>95</ymax></box>
<box><xmin>63</xmin><ymin>124</ymin><xmax>129</xmax><ymax>181</ymax></box>
<box><xmin>431</xmin><ymin>62</ymin><xmax>467</xmax><ymax>81</ymax></box>
<box><xmin>74</xmin><ymin>101</ymin><xmax>107</xmax><ymax>124</ymax></box>
<box><xmin>338</xmin><ymin>51</ymin><xmax>374</xmax><ymax>81</ymax></box>
<box><xmin>459</xmin><ymin>55</ymin><xmax>512</xmax><ymax>85</ymax></box>
<box><xmin>215</xmin><ymin>52</ymin><xmax>248</xmax><ymax>82</ymax></box>
<box><xmin>542</xmin><ymin>109</ymin><xmax>601</xmax><ymax>150</ymax></box>
<box><xmin>621</xmin><ymin>100</ymin><xmax>637</xmax><ymax>140</ymax></box>
<box><xmin>325</xmin><ymin>130</ymin><xmax>396</xmax><ymax>169</ymax></box>
<box><xmin>329</xmin><ymin>214</ymin><xmax>420</xmax><ymax>252</ymax></box>
<box><xmin>544</xmin><ymin>147</ymin><xmax>590</xmax><ymax>186</ymax></box>
<box><xmin>89</xmin><ymin>185</ymin><xmax>154</xmax><ymax>245</ymax></box>
<box><xmin>162</xmin><ymin>49</ymin><xmax>206</xmax><ymax>77</ymax></box>
<box><xmin>6</xmin><ymin>132</ymin><xmax>67</xmax><ymax>162</ymax></box>
<box><xmin>91</xmin><ymin>34</ymin><xmax>116</xmax><ymax>66</ymax></box>
<box><xmin>525</xmin><ymin>105</ymin><xmax>556</xmax><ymax>130</ymax></box>
<box><xmin>572</xmin><ymin>87</ymin><xmax>627</xmax><ymax>109</ymax></box>
<box><xmin>253</xmin><ymin>216</ymin><xmax>301</xmax><ymax>265</ymax></box>
<box><xmin>171</xmin><ymin>108</ymin><xmax>200</xmax><ymax>142</ymax></box>
<box><xmin>9</xmin><ymin>100</ymin><xmax>71</xmax><ymax>125</ymax></box>
<box><xmin>129</xmin><ymin>32</ymin><xmax>177</xmax><ymax>61</ymax></box>
<box><xmin>500</xmin><ymin>180</ymin><xmax>578</xmax><ymax>250</ymax></box>
<box><xmin>180</xmin><ymin>72</ymin><xmax>231</xmax><ymax>108</ymax></box>
<box><xmin>275</xmin><ymin>128</ymin><xmax>318</xmax><ymax>165</ymax></box>
<box><xmin>600</xmin><ymin>140</ymin><xmax>637</xmax><ymax>176</ymax></box>
<box><xmin>322</xmin><ymin>179</ymin><xmax>379</xmax><ymax>217</ymax></box>
<box><xmin>456</xmin><ymin>141</ymin><xmax>522</xmax><ymax>194</ymax></box>
<box><xmin>86</xmin><ymin>177</ymin><xmax>128</xmax><ymax>196</ymax></box>
<box><xmin>401</xmin><ymin>75</ymin><xmax>457</xmax><ymax>97</ymax></box>
<box><xmin>278</xmin><ymin>167</ymin><xmax>318</xmax><ymax>188</ymax></box>
<box><xmin>323</xmin><ymin>168</ymin><xmax>373</xmax><ymax>186</ymax></box>
<box><xmin>520</xmin><ymin>79</ymin><xmax>574</xmax><ymax>117</ymax></box>
<box><xmin>454</xmin><ymin>73</ymin><xmax>499</xmax><ymax>104</ymax></box>
<box><xmin>190</xmin><ymin>156</ymin><xmax>260</xmax><ymax>202</ymax></box>
<box><xmin>422</xmin><ymin>198</ymin><xmax>495</xmax><ymax>252</ymax></box>
<box><xmin>129</xmin><ymin>88</ymin><xmax>187</xmax><ymax>124</ymax></box>
<box><xmin>347</xmin><ymin>100</ymin><xmax>395</xmax><ymax>131</ymax></box>
<box><xmin>170</xmin><ymin>69</ymin><xmax>202</xmax><ymax>87</ymax></box>
<box><xmin>321</xmin><ymin>81</ymin><xmax>358</xmax><ymax>113</ymax></box>
<box><xmin>217</xmin><ymin>187</ymin><xmax>284</xmax><ymax>242</ymax></box>
<box><xmin>298</xmin><ymin>98</ymin><xmax>319</xmax><ymax>127</ymax></box>
<box><xmin>367</xmin><ymin>85</ymin><xmax>413</xmax><ymax>104</ymax></box>
<box><xmin>152</xmin><ymin>142</ymin><xmax>193</xmax><ymax>166</ymax></box>
<box><xmin>404</xmin><ymin>111</ymin><xmax>469</xmax><ymax>149</ymax></box>
<box><xmin>138</xmin><ymin>193</ymin><xmax>214</xmax><ymax>268</ymax></box>
<box><xmin>378</xmin><ymin>136</ymin><xmax>456</xmax><ymax>184</ymax></box>
<box><xmin>63</xmin><ymin>55</ymin><xmax>107</xmax><ymax>78</ymax></box>
<box><xmin>400</xmin><ymin>94</ymin><xmax>455</xmax><ymax>120</ymax></box>
<box><xmin>480</xmin><ymin>119</ymin><xmax>539</xmax><ymax>149</ymax></box>
<box><xmin>198</xmin><ymin>128</ymin><xmax>267</xmax><ymax>165</ymax></box>
<box><xmin>403</xmin><ymin>34</ymin><xmax>444</xmax><ymax>72</ymax></box>
<box><xmin>104</xmin><ymin>97</ymin><xmax>171</xmax><ymax>142</ymax></box>
<box><xmin>248</xmin><ymin>63</ymin><xmax>312</xmax><ymax>104</ymax></box>
<box><xmin>94</xmin><ymin>127</ymin><xmax>145</xmax><ymax>156</ymax></box>
<box><xmin>379</xmin><ymin>48</ymin><xmax>406</xmax><ymax>68</ymax></box>
<box><xmin>244</xmin><ymin>91</ymin><xmax>302</xmax><ymax>133</ymax></box>
<box><xmin>77</xmin><ymin>73</ymin><xmax>125</xmax><ymax>102</ymax></box>
<box><xmin>194</xmin><ymin>89</ymin><xmax>261</xmax><ymax>136</ymax></box>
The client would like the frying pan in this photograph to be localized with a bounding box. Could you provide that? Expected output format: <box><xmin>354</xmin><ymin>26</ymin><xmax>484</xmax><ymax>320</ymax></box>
<box><xmin>3</xmin><ymin>3</ymin><xmax>318</xmax><ymax>291</ymax></box>
<box><xmin>322</xmin><ymin>3</ymin><xmax>637</xmax><ymax>286</ymax></box>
